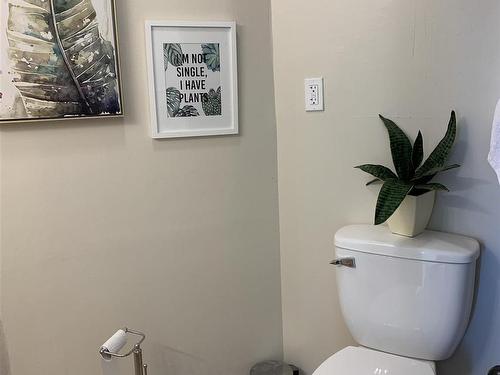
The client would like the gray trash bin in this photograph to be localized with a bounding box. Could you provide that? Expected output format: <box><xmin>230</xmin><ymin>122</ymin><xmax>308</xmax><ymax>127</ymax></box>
<box><xmin>250</xmin><ymin>361</ymin><xmax>299</xmax><ymax>375</ymax></box>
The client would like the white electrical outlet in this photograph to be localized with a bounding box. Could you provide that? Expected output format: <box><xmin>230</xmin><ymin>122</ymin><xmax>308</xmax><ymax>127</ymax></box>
<box><xmin>305</xmin><ymin>78</ymin><xmax>324</xmax><ymax>112</ymax></box>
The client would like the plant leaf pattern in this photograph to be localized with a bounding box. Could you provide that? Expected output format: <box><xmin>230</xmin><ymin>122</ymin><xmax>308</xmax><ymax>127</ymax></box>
<box><xmin>414</xmin><ymin>183</ymin><xmax>449</xmax><ymax>192</ymax></box>
<box><xmin>411</xmin><ymin>131</ymin><xmax>424</xmax><ymax>172</ymax></box>
<box><xmin>202</xmin><ymin>87</ymin><xmax>221</xmax><ymax>116</ymax></box>
<box><xmin>414</xmin><ymin>111</ymin><xmax>457</xmax><ymax>179</ymax></box>
<box><xmin>164</xmin><ymin>43</ymin><xmax>183</xmax><ymax>70</ymax></box>
<box><xmin>366</xmin><ymin>179</ymin><xmax>382</xmax><ymax>186</ymax></box>
<box><xmin>6</xmin><ymin>0</ymin><xmax>121</xmax><ymax>118</ymax></box>
<box><xmin>410</xmin><ymin>164</ymin><xmax>460</xmax><ymax>183</ymax></box>
<box><xmin>175</xmin><ymin>105</ymin><xmax>199</xmax><ymax>117</ymax></box>
<box><xmin>201</xmin><ymin>44</ymin><xmax>220</xmax><ymax>72</ymax></box>
<box><xmin>375</xmin><ymin>179</ymin><xmax>414</xmax><ymax>225</ymax></box>
<box><xmin>354</xmin><ymin>164</ymin><xmax>397</xmax><ymax>181</ymax></box>
<box><xmin>166</xmin><ymin>87</ymin><xmax>181</xmax><ymax>117</ymax></box>
<box><xmin>379</xmin><ymin>115</ymin><xmax>413</xmax><ymax>180</ymax></box>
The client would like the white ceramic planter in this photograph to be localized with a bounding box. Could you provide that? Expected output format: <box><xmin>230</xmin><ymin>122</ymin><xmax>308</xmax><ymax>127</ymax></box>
<box><xmin>387</xmin><ymin>191</ymin><xmax>436</xmax><ymax>237</ymax></box>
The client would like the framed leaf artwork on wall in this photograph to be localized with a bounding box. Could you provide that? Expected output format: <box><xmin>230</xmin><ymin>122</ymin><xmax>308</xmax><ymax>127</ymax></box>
<box><xmin>145</xmin><ymin>21</ymin><xmax>238</xmax><ymax>139</ymax></box>
<box><xmin>0</xmin><ymin>0</ymin><xmax>123</xmax><ymax>123</ymax></box>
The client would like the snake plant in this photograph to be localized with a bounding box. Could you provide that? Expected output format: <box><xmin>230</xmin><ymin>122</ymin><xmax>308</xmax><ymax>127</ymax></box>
<box><xmin>356</xmin><ymin>111</ymin><xmax>459</xmax><ymax>225</ymax></box>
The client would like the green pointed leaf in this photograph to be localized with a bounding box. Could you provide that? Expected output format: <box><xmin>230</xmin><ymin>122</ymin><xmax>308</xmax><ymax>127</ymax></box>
<box><xmin>366</xmin><ymin>179</ymin><xmax>381</xmax><ymax>186</ymax></box>
<box><xmin>414</xmin><ymin>111</ymin><xmax>457</xmax><ymax>179</ymax></box>
<box><xmin>412</xmin><ymin>164</ymin><xmax>460</xmax><ymax>181</ymax></box>
<box><xmin>379</xmin><ymin>115</ymin><xmax>413</xmax><ymax>180</ymax></box>
<box><xmin>375</xmin><ymin>179</ymin><xmax>414</xmax><ymax>225</ymax></box>
<box><xmin>355</xmin><ymin>164</ymin><xmax>397</xmax><ymax>181</ymax></box>
<box><xmin>414</xmin><ymin>183</ymin><xmax>449</xmax><ymax>192</ymax></box>
<box><xmin>412</xmin><ymin>131</ymin><xmax>424</xmax><ymax>171</ymax></box>
<box><xmin>438</xmin><ymin>164</ymin><xmax>460</xmax><ymax>172</ymax></box>
<box><xmin>413</xmin><ymin>174</ymin><xmax>436</xmax><ymax>185</ymax></box>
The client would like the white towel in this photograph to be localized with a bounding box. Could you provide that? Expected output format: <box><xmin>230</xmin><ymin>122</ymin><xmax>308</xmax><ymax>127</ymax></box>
<box><xmin>489</xmin><ymin>99</ymin><xmax>500</xmax><ymax>184</ymax></box>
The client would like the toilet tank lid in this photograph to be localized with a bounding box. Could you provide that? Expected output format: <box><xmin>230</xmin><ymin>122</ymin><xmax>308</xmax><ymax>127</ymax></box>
<box><xmin>335</xmin><ymin>225</ymin><xmax>480</xmax><ymax>264</ymax></box>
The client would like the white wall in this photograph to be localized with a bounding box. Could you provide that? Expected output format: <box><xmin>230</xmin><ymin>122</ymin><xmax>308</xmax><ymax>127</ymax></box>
<box><xmin>271</xmin><ymin>0</ymin><xmax>500</xmax><ymax>374</ymax></box>
<box><xmin>0</xmin><ymin>1</ymin><xmax>282</xmax><ymax>374</ymax></box>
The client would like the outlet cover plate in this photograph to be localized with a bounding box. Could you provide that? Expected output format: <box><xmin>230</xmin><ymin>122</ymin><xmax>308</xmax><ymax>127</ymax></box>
<box><xmin>305</xmin><ymin>77</ymin><xmax>324</xmax><ymax>112</ymax></box>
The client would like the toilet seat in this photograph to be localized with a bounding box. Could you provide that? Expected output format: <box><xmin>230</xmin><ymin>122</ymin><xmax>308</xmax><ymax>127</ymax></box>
<box><xmin>312</xmin><ymin>346</ymin><xmax>436</xmax><ymax>375</ymax></box>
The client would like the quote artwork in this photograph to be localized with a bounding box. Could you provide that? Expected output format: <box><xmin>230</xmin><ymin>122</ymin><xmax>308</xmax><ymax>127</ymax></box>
<box><xmin>164</xmin><ymin>43</ymin><xmax>222</xmax><ymax>118</ymax></box>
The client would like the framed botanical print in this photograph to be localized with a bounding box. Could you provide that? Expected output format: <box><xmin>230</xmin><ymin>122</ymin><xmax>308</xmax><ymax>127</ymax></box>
<box><xmin>0</xmin><ymin>0</ymin><xmax>123</xmax><ymax>123</ymax></box>
<box><xmin>145</xmin><ymin>21</ymin><xmax>238</xmax><ymax>139</ymax></box>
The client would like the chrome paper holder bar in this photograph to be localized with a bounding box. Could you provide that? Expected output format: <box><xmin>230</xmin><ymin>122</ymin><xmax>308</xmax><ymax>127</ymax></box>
<box><xmin>99</xmin><ymin>328</ymin><xmax>148</xmax><ymax>375</ymax></box>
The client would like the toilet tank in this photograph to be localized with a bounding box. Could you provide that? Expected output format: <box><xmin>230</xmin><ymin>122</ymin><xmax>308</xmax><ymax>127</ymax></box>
<box><xmin>334</xmin><ymin>225</ymin><xmax>480</xmax><ymax>361</ymax></box>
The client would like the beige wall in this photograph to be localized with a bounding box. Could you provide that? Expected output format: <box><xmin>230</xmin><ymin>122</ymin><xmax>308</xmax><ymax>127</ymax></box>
<box><xmin>4</xmin><ymin>1</ymin><xmax>500</xmax><ymax>374</ymax></box>
<box><xmin>271</xmin><ymin>0</ymin><xmax>500</xmax><ymax>374</ymax></box>
<box><xmin>0</xmin><ymin>1</ymin><xmax>282</xmax><ymax>374</ymax></box>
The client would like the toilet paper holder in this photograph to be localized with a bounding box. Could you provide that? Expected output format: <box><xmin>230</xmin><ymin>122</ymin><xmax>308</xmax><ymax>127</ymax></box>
<box><xmin>99</xmin><ymin>328</ymin><xmax>148</xmax><ymax>375</ymax></box>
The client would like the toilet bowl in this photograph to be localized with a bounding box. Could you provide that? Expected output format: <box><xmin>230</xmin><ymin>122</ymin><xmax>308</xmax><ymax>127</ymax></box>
<box><xmin>312</xmin><ymin>225</ymin><xmax>479</xmax><ymax>374</ymax></box>
<box><xmin>313</xmin><ymin>347</ymin><xmax>435</xmax><ymax>375</ymax></box>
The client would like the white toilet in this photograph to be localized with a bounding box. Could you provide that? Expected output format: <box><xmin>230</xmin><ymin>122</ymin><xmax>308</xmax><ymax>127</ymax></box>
<box><xmin>313</xmin><ymin>224</ymin><xmax>480</xmax><ymax>375</ymax></box>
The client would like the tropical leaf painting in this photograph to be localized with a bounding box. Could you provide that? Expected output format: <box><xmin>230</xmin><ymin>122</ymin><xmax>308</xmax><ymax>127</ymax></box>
<box><xmin>202</xmin><ymin>87</ymin><xmax>221</xmax><ymax>116</ymax></box>
<box><xmin>164</xmin><ymin>43</ymin><xmax>221</xmax><ymax>119</ymax></box>
<box><xmin>166</xmin><ymin>87</ymin><xmax>181</xmax><ymax>117</ymax></box>
<box><xmin>201</xmin><ymin>44</ymin><xmax>220</xmax><ymax>72</ymax></box>
<box><xmin>164</xmin><ymin>43</ymin><xmax>183</xmax><ymax>70</ymax></box>
<box><xmin>166</xmin><ymin>88</ymin><xmax>200</xmax><ymax>117</ymax></box>
<box><xmin>175</xmin><ymin>105</ymin><xmax>199</xmax><ymax>117</ymax></box>
<box><xmin>0</xmin><ymin>0</ymin><xmax>122</xmax><ymax>120</ymax></box>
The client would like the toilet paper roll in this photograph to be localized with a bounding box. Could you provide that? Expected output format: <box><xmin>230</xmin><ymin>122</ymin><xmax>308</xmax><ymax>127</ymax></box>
<box><xmin>100</xmin><ymin>329</ymin><xmax>128</xmax><ymax>361</ymax></box>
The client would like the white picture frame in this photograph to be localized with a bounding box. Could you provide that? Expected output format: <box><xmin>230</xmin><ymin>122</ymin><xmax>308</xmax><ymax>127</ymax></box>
<box><xmin>145</xmin><ymin>21</ymin><xmax>239</xmax><ymax>139</ymax></box>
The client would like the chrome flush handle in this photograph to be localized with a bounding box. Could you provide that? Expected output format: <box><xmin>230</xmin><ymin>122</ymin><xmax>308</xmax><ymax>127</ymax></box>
<box><xmin>330</xmin><ymin>258</ymin><xmax>356</xmax><ymax>268</ymax></box>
